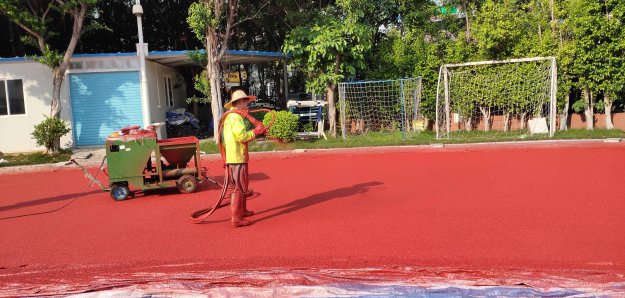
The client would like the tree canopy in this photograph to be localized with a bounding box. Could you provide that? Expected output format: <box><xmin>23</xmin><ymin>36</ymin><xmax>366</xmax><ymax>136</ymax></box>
<box><xmin>2</xmin><ymin>0</ymin><xmax>625</xmax><ymax>133</ymax></box>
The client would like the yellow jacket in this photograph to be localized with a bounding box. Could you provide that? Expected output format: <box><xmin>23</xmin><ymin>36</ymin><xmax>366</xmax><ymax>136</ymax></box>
<box><xmin>222</xmin><ymin>109</ymin><xmax>256</xmax><ymax>164</ymax></box>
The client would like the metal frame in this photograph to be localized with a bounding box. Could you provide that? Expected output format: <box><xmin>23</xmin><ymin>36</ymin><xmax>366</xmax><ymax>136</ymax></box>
<box><xmin>435</xmin><ymin>56</ymin><xmax>557</xmax><ymax>139</ymax></box>
<box><xmin>339</xmin><ymin>77</ymin><xmax>422</xmax><ymax>141</ymax></box>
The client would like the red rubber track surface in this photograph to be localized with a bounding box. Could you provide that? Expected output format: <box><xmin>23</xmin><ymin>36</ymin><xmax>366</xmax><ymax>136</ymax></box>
<box><xmin>1</xmin><ymin>142</ymin><xmax>624</xmax><ymax>289</ymax></box>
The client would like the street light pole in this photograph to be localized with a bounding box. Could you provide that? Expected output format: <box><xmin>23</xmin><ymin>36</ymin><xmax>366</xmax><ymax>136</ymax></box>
<box><xmin>133</xmin><ymin>0</ymin><xmax>151</xmax><ymax>128</ymax></box>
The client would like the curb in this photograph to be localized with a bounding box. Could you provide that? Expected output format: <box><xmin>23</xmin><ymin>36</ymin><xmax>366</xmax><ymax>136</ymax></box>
<box><xmin>1</xmin><ymin>138</ymin><xmax>622</xmax><ymax>174</ymax></box>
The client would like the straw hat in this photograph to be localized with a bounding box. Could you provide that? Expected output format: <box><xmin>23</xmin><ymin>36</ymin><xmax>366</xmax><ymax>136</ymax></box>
<box><xmin>224</xmin><ymin>90</ymin><xmax>257</xmax><ymax>109</ymax></box>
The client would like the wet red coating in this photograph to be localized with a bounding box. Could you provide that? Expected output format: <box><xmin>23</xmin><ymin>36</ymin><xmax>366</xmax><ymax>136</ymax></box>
<box><xmin>1</xmin><ymin>142</ymin><xmax>624</xmax><ymax>288</ymax></box>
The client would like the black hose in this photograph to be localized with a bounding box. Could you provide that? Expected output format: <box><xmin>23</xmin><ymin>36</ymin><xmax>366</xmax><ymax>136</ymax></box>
<box><xmin>0</xmin><ymin>156</ymin><xmax>107</xmax><ymax>221</ymax></box>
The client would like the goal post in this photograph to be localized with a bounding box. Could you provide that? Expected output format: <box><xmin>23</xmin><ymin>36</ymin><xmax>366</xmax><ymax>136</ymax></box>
<box><xmin>435</xmin><ymin>57</ymin><xmax>557</xmax><ymax>139</ymax></box>
<box><xmin>338</xmin><ymin>77</ymin><xmax>423</xmax><ymax>140</ymax></box>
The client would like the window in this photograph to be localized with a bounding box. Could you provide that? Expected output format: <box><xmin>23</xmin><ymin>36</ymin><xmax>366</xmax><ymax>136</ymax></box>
<box><xmin>164</xmin><ymin>76</ymin><xmax>174</xmax><ymax>107</ymax></box>
<box><xmin>0</xmin><ymin>79</ymin><xmax>25</xmax><ymax>116</ymax></box>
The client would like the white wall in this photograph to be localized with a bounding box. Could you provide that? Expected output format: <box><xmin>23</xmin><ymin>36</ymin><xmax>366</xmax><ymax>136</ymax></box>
<box><xmin>145</xmin><ymin>60</ymin><xmax>187</xmax><ymax>122</ymax></box>
<box><xmin>145</xmin><ymin>61</ymin><xmax>186</xmax><ymax>138</ymax></box>
<box><xmin>0</xmin><ymin>58</ymin><xmax>185</xmax><ymax>152</ymax></box>
<box><xmin>0</xmin><ymin>61</ymin><xmax>72</xmax><ymax>153</ymax></box>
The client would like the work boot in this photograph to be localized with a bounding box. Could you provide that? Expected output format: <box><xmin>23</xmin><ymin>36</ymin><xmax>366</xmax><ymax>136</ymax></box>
<box><xmin>231</xmin><ymin>193</ymin><xmax>252</xmax><ymax>227</ymax></box>
<box><xmin>241</xmin><ymin>194</ymin><xmax>255</xmax><ymax>218</ymax></box>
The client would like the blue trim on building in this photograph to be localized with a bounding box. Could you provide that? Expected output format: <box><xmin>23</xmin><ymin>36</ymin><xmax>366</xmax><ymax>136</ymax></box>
<box><xmin>1</xmin><ymin>49</ymin><xmax>289</xmax><ymax>63</ymax></box>
<box><xmin>149</xmin><ymin>49</ymin><xmax>288</xmax><ymax>58</ymax></box>
<box><xmin>73</xmin><ymin>52</ymin><xmax>138</xmax><ymax>58</ymax></box>
<box><xmin>0</xmin><ymin>57</ymin><xmax>32</xmax><ymax>62</ymax></box>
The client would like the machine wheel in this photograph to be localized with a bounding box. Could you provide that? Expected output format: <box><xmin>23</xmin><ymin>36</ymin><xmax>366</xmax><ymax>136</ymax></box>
<box><xmin>177</xmin><ymin>175</ymin><xmax>198</xmax><ymax>194</ymax></box>
<box><xmin>110</xmin><ymin>183</ymin><xmax>130</xmax><ymax>201</ymax></box>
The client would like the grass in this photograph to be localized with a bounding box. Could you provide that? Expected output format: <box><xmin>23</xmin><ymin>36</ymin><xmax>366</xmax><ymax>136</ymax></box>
<box><xmin>0</xmin><ymin>149</ymin><xmax>73</xmax><ymax>168</ymax></box>
<box><xmin>200</xmin><ymin>129</ymin><xmax>625</xmax><ymax>154</ymax></box>
<box><xmin>2</xmin><ymin>129</ymin><xmax>619</xmax><ymax>168</ymax></box>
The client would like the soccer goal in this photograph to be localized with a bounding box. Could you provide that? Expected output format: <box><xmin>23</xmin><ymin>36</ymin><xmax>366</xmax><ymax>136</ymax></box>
<box><xmin>338</xmin><ymin>77</ymin><xmax>423</xmax><ymax>140</ymax></box>
<box><xmin>435</xmin><ymin>57</ymin><xmax>557</xmax><ymax>139</ymax></box>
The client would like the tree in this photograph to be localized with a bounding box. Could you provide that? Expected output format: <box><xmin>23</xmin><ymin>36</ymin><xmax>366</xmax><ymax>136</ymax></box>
<box><xmin>283</xmin><ymin>7</ymin><xmax>372</xmax><ymax>137</ymax></box>
<box><xmin>188</xmin><ymin>0</ymin><xmax>272</xmax><ymax>141</ymax></box>
<box><xmin>1</xmin><ymin>0</ymin><xmax>98</xmax><ymax>152</ymax></box>
<box><xmin>554</xmin><ymin>0</ymin><xmax>576</xmax><ymax>131</ymax></box>
<box><xmin>564</xmin><ymin>0</ymin><xmax>625</xmax><ymax>130</ymax></box>
<box><xmin>187</xmin><ymin>0</ymin><xmax>237</xmax><ymax>142</ymax></box>
<box><xmin>473</xmin><ymin>0</ymin><xmax>525</xmax><ymax>60</ymax></box>
<box><xmin>79</xmin><ymin>0</ymin><xmax>202</xmax><ymax>53</ymax></box>
<box><xmin>592</xmin><ymin>0</ymin><xmax>625</xmax><ymax>129</ymax></box>
<box><xmin>443</xmin><ymin>0</ymin><xmax>480</xmax><ymax>43</ymax></box>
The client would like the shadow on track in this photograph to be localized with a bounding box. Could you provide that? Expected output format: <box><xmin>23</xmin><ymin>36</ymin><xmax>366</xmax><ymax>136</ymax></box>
<box><xmin>252</xmin><ymin>181</ymin><xmax>383</xmax><ymax>224</ymax></box>
<box><xmin>0</xmin><ymin>190</ymin><xmax>103</xmax><ymax>213</ymax></box>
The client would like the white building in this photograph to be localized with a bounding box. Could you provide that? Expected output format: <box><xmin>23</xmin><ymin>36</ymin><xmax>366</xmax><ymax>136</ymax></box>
<box><xmin>0</xmin><ymin>50</ymin><xmax>287</xmax><ymax>153</ymax></box>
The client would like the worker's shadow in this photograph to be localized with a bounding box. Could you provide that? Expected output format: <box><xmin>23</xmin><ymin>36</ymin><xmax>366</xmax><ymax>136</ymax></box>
<box><xmin>252</xmin><ymin>181</ymin><xmax>383</xmax><ymax>224</ymax></box>
<box><xmin>0</xmin><ymin>190</ymin><xmax>102</xmax><ymax>213</ymax></box>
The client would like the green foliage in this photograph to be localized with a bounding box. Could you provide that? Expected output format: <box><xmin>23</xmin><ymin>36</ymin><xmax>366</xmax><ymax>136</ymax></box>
<box><xmin>1</xmin><ymin>0</ymin><xmax>100</xmax><ymax>68</ymax></box>
<box><xmin>31</xmin><ymin>115</ymin><xmax>71</xmax><ymax>152</ymax></box>
<box><xmin>594</xmin><ymin>100</ymin><xmax>605</xmax><ymax>113</ymax></box>
<box><xmin>186</xmin><ymin>69</ymin><xmax>211</xmax><ymax>104</ymax></box>
<box><xmin>302</xmin><ymin>122</ymin><xmax>315</xmax><ymax>132</ymax></box>
<box><xmin>200</xmin><ymin>128</ymin><xmax>625</xmax><ymax>155</ymax></box>
<box><xmin>364</xmin><ymin>28</ymin><xmax>440</xmax><ymax>119</ymax></box>
<box><xmin>187</xmin><ymin>49</ymin><xmax>208</xmax><ymax>65</ymax></box>
<box><xmin>568</xmin><ymin>0</ymin><xmax>625</xmax><ymax>100</ymax></box>
<box><xmin>0</xmin><ymin>149</ymin><xmax>73</xmax><ymax>168</ymax></box>
<box><xmin>572</xmin><ymin>99</ymin><xmax>587</xmax><ymax>113</ymax></box>
<box><xmin>33</xmin><ymin>45</ymin><xmax>63</xmax><ymax>69</ymax></box>
<box><xmin>262</xmin><ymin>111</ymin><xmax>299</xmax><ymax>142</ymax></box>
<box><xmin>283</xmin><ymin>7</ymin><xmax>373</xmax><ymax>94</ymax></box>
<box><xmin>187</xmin><ymin>2</ymin><xmax>218</xmax><ymax>43</ymax></box>
<box><xmin>473</xmin><ymin>0</ymin><xmax>525</xmax><ymax>60</ymax></box>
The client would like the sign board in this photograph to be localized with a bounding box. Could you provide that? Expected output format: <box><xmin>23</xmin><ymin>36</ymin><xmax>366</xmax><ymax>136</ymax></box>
<box><xmin>224</xmin><ymin>71</ymin><xmax>247</xmax><ymax>83</ymax></box>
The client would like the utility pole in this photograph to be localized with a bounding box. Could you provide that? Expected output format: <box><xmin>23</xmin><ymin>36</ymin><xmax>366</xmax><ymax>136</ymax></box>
<box><xmin>133</xmin><ymin>0</ymin><xmax>151</xmax><ymax>128</ymax></box>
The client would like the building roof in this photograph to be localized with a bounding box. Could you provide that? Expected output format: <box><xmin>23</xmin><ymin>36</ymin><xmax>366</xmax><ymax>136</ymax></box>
<box><xmin>149</xmin><ymin>50</ymin><xmax>287</xmax><ymax>67</ymax></box>
<box><xmin>0</xmin><ymin>49</ymin><xmax>289</xmax><ymax>67</ymax></box>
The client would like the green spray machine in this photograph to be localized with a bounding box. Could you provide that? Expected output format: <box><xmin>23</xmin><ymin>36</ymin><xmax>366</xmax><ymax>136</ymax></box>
<box><xmin>73</xmin><ymin>127</ymin><xmax>207</xmax><ymax>201</ymax></box>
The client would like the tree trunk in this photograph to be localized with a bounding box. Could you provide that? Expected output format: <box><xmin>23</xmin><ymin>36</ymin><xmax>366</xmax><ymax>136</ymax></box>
<box><xmin>50</xmin><ymin>68</ymin><xmax>64</xmax><ymax>119</ymax></box>
<box><xmin>503</xmin><ymin>112</ymin><xmax>510</xmax><ymax>132</ymax></box>
<box><xmin>206</xmin><ymin>37</ymin><xmax>224</xmax><ymax>142</ymax></box>
<box><xmin>520</xmin><ymin>112</ymin><xmax>527</xmax><ymax>129</ymax></box>
<box><xmin>462</xmin><ymin>0</ymin><xmax>471</xmax><ymax>42</ymax></box>
<box><xmin>479</xmin><ymin>107</ymin><xmax>491</xmax><ymax>131</ymax></box>
<box><xmin>50</xmin><ymin>5</ymin><xmax>87</xmax><ymax>119</ymax></box>
<box><xmin>326</xmin><ymin>54</ymin><xmax>341</xmax><ymax>138</ymax></box>
<box><xmin>48</xmin><ymin>67</ymin><xmax>65</xmax><ymax>154</ymax></box>
<box><xmin>465</xmin><ymin>116</ymin><xmax>472</xmax><ymax>131</ymax></box>
<box><xmin>201</xmin><ymin>0</ymin><xmax>237</xmax><ymax>142</ymax></box>
<box><xmin>49</xmin><ymin>5</ymin><xmax>88</xmax><ymax>153</ymax></box>
<box><xmin>549</xmin><ymin>0</ymin><xmax>557</xmax><ymax>35</ymax></box>
<box><xmin>604</xmin><ymin>94</ymin><xmax>614</xmax><ymax>130</ymax></box>
<box><xmin>327</xmin><ymin>83</ymin><xmax>336</xmax><ymax>138</ymax></box>
<box><xmin>583</xmin><ymin>86</ymin><xmax>594</xmax><ymax>130</ymax></box>
<box><xmin>559</xmin><ymin>92</ymin><xmax>570</xmax><ymax>131</ymax></box>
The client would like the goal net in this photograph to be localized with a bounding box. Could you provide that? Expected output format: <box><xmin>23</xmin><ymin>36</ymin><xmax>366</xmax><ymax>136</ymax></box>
<box><xmin>435</xmin><ymin>57</ymin><xmax>557</xmax><ymax>139</ymax></box>
<box><xmin>338</xmin><ymin>77</ymin><xmax>423</xmax><ymax>140</ymax></box>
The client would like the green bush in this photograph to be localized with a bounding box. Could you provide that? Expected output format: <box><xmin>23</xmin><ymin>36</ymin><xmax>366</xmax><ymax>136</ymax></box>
<box><xmin>572</xmin><ymin>99</ymin><xmax>587</xmax><ymax>114</ymax></box>
<box><xmin>263</xmin><ymin>111</ymin><xmax>299</xmax><ymax>142</ymax></box>
<box><xmin>302</xmin><ymin>122</ymin><xmax>315</xmax><ymax>132</ymax></box>
<box><xmin>31</xmin><ymin>115</ymin><xmax>71</xmax><ymax>153</ymax></box>
<box><xmin>595</xmin><ymin>100</ymin><xmax>605</xmax><ymax>113</ymax></box>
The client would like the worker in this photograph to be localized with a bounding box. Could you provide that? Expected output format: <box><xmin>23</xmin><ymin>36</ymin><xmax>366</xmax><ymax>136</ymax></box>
<box><xmin>222</xmin><ymin>90</ymin><xmax>266</xmax><ymax>227</ymax></box>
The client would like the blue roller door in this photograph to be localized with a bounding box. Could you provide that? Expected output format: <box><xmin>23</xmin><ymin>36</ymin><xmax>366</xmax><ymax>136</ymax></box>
<box><xmin>70</xmin><ymin>71</ymin><xmax>143</xmax><ymax>146</ymax></box>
